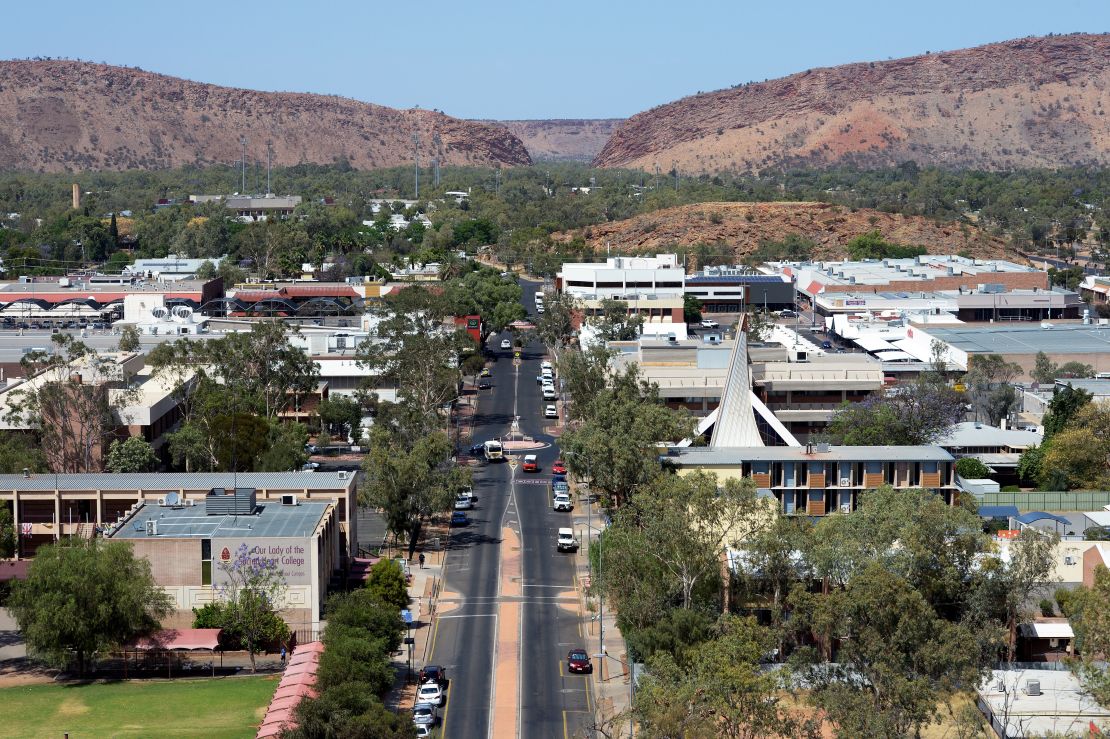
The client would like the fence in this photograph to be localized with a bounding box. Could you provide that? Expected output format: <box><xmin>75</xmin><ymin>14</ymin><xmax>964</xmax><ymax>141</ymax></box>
<box><xmin>977</xmin><ymin>490</ymin><xmax>1110</xmax><ymax>511</ymax></box>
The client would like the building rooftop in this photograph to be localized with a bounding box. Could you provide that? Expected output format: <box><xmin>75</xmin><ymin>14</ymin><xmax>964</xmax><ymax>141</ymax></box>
<box><xmin>666</xmin><ymin>445</ymin><xmax>954</xmax><ymax>465</ymax></box>
<box><xmin>939</xmin><ymin>421</ymin><xmax>1043</xmax><ymax>450</ymax></box>
<box><xmin>924</xmin><ymin>323</ymin><xmax>1110</xmax><ymax>355</ymax></box>
<box><xmin>110</xmin><ymin>498</ymin><xmax>332</xmax><ymax>540</ymax></box>
<box><xmin>979</xmin><ymin>669</ymin><xmax>1110</xmax><ymax>738</ymax></box>
<box><xmin>0</xmin><ymin>471</ymin><xmax>357</xmax><ymax>492</ymax></box>
<box><xmin>0</xmin><ymin>279</ymin><xmax>213</xmax><ymax>297</ymax></box>
<box><xmin>1054</xmin><ymin>379</ymin><xmax>1110</xmax><ymax>397</ymax></box>
<box><xmin>768</xmin><ymin>255</ymin><xmax>1039</xmax><ymax>287</ymax></box>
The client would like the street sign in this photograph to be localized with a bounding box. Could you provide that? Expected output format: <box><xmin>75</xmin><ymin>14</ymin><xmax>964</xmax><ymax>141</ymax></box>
<box><xmin>507</xmin><ymin>456</ymin><xmax>518</xmax><ymax>470</ymax></box>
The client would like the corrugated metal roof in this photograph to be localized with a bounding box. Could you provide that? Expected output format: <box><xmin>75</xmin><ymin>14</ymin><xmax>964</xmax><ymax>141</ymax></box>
<box><xmin>111</xmin><ymin>500</ymin><xmax>331</xmax><ymax>539</ymax></box>
<box><xmin>667</xmin><ymin>445</ymin><xmax>953</xmax><ymax>464</ymax></box>
<box><xmin>0</xmin><ymin>471</ymin><xmax>357</xmax><ymax>492</ymax></box>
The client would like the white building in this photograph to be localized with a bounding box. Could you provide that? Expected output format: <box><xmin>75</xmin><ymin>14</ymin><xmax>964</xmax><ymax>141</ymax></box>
<box><xmin>557</xmin><ymin>254</ymin><xmax>685</xmax><ymax>300</ymax></box>
<box><xmin>123</xmin><ymin>256</ymin><xmax>225</xmax><ymax>282</ymax></box>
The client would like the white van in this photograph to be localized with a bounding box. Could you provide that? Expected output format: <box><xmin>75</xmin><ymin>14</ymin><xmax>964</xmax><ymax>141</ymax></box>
<box><xmin>483</xmin><ymin>439</ymin><xmax>504</xmax><ymax>461</ymax></box>
<box><xmin>557</xmin><ymin>528</ymin><xmax>579</xmax><ymax>552</ymax></box>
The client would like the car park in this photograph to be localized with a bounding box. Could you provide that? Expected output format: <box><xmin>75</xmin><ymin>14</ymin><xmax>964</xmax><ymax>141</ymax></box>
<box><xmin>544</xmin><ymin>404</ymin><xmax>558</xmax><ymax>418</ymax></box>
<box><xmin>417</xmin><ymin>681</ymin><xmax>444</xmax><ymax>706</ymax></box>
<box><xmin>451</xmin><ymin>511</ymin><xmax>468</xmax><ymax>526</ymax></box>
<box><xmin>522</xmin><ymin>454</ymin><xmax>539</xmax><ymax>473</ymax></box>
<box><xmin>567</xmin><ymin>649</ymin><xmax>592</xmax><ymax>673</ymax></box>
<box><xmin>412</xmin><ymin>702</ymin><xmax>437</xmax><ymax>726</ymax></box>
<box><xmin>500</xmin><ymin>339</ymin><xmax>511</xmax><ymax>350</ymax></box>
<box><xmin>551</xmin><ymin>460</ymin><xmax>567</xmax><ymax>475</ymax></box>
<box><xmin>553</xmin><ymin>493</ymin><xmax>573</xmax><ymax>512</ymax></box>
<box><xmin>557</xmin><ymin>528</ymin><xmax>579</xmax><ymax>552</ymax></box>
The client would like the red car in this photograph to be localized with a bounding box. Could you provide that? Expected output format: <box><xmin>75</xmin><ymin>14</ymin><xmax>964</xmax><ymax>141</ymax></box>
<box><xmin>567</xmin><ymin>649</ymin><xmax>592</xmax><ymax>674</ymax></box>
<box><xmin>551</xmin><ymin>460</ymin><xmax>567</xmax><ymax>475</ymax></box>
<box><xmin>522</xmin><ymin>455</ymin><xmax>539</xmax><ymax>473</ymax></box>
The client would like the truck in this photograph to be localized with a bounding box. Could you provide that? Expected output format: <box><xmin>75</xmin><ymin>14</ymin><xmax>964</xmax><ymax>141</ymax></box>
<box><xmin>483</xmin><ymin>439</ymin><xmax>504</xmax><ymax>462</ymax></box>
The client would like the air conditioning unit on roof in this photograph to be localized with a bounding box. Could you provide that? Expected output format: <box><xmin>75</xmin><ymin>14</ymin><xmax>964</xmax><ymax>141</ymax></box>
<box><xmin>337</xmin><ymin>470</ymin><xmax>349</xmax><ymax>481</ymax></box>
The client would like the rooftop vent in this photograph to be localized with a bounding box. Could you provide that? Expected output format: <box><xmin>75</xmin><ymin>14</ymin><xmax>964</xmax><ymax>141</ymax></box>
<box><xmin>816</xmin><ymin>442</ymin><xmax>831</xmax><ymax>453</ymax></box>
<box><xmin>1025</xmin><ymin>680</ymin><xmax>1042</xmax><ymax>697</ymax></box>
<box><xmin>204</xmin><ymin>487</ymin><xmax>257</xmax><ymax>516</ymax></box>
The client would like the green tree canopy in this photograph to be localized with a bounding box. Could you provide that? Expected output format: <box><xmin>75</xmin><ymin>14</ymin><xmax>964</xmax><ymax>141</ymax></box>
<box><xmin>105</xmin><ymin>436</ymin><xmax>158</xmax><ymax>473</ymax></box>
<box><xmin>9</xmin><ymin>540</ymin><xmax>172</xmax><ymax>674</ymax></box>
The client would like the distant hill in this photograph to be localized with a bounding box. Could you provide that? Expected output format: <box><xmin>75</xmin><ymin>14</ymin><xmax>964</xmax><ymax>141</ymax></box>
<box><xmin>555</xmin><ymin>201</ymin><xmax>1013</xmax><ymax>262</ymax></box>
<box><xmin>492</xmin><ymin>119</ymin><xmax>623</xmax><ymax>161</ymax></box>
<box><xmin>0</xmin><ymin>60</ymin><xmax>532</xmax><ymax>172</ymax></box>
<box><xmin>595</xmin><ymin>34</ymin><xmax>1110</xmax><ymax>174</ymax></box>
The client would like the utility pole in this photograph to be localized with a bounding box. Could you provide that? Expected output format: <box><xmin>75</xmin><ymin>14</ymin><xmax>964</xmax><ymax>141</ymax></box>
<box><xmin>432</xmin><ymin>133</ymin><xmax>442</xmax><ymax>188</ymax></box>
<box><xmin>413</xmin><ymin>133</ymin><xmax>420</xmax><ymax>199</ymax></box>
<box><xmin>266</xmin><ymin>140</ymin><xmax>273</xmax><ymax>195</ymax></box>
<box><xmin>673</xmin><ymin>160</ymin><xmax>678</xmax><ymax>192</ymax></box>
<box><xmin>239</xmin><ymin>136</ymin><xmax>247</xmax><ymax>194</ymax></box>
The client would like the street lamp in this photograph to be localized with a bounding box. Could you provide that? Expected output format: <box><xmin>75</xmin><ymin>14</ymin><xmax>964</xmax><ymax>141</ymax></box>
<box><xmin>564</xmin><ymin>451</ymin><xmax>603</xmax><ymax>659</ymax></box>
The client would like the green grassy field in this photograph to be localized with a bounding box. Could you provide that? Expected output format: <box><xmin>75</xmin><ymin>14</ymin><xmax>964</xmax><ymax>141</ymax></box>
<box><xmin>0</xmin><ymin>675</ymin><xmax>279</xmax><ymax>738</ymax></box>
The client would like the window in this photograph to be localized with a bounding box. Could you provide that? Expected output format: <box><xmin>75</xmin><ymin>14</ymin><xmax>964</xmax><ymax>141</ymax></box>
<box><xmin>201</xmin><ymin>539</ymin><xmax>212</xmax><ymax>585</ymax></box>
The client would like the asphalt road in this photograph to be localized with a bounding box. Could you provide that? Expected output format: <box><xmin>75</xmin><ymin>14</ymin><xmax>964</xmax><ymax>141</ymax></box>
<box><xmin>515</xmin><ymin>280</ymin><xmax>594</xmax><ymax>739</ymax></box>
<box><xmin>429</xmin><ymin>279</ymin><xmax>593</xmax><ymax>739</ymax></box>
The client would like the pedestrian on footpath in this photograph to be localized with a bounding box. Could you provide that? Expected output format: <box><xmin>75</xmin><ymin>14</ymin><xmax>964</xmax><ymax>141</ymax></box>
<box><xmin>418</xmin><ymin>552</ymin><xmax>426</xmax><ymax>569</ymax></box>
<box><xmin>280</xmin><ymin>645</ymin><xmax>286</xmax><ymax>668</ymax></box>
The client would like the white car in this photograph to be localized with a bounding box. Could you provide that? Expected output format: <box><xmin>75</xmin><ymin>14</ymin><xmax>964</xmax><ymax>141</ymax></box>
<box><xmin>540</xmin><ymin>360</ymin><xmax>553</xmax><ymax>371</ymax></box>
<box><xmin>553</xmin><ymin>493</ymin><xmax>573</xmax><ymax>512</ymax></box>
<box><xmin>542</xmin><ymin>387</ymin><xmax>557</xmax><ymax>400</ymax></box>
<box><xmin>415</xmin><ymin>724</ymin><xmax>431</xmax><ymax>738</ymax></box>
<box><xmin>545</xmin><ymin>404</ymin><xmax>558</xmax><ymax>419</ymax></box>
<box><xmin>413</xmin><ymin>702</ymin><xmax>437</xmax><ymax>725</ymax></box>
<box><xmin>557</xmin><ymin>527</ymin><xmax>579</xmax><ymax>552</ymax></box>
<box><xmin>500</xmin><ymin>339</ymin><xmax>511</xmax><ymax>350</ymax></box>
<box><xmin>699</xmin><ymin>319</ymin><xmax>719</xmax><ymax>329</ymax></box>
<box><xmin>454</xmin><ymin>495</ymin><xmax>472</xmax><ymax>510</ymax></box>
<box><xmin>536</xmin><ymin>306</ymin><xmax>545</xmax><ymax>314</ymax></box>
<box><xmin>417</xmin><ymin>681</ymin><xmax>444</xmax><ymax>706</ymax></box>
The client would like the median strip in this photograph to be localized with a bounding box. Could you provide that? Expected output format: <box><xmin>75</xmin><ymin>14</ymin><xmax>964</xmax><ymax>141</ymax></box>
<box><xmin>491</xmin><ymin>525</ymin><xmax>523</xmax><ymax>738</ymax></box>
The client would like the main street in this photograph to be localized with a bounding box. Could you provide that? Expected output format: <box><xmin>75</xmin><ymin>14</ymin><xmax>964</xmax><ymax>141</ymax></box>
<box><xmin>428</xmin><ymin>278</ymin><xmax>594</xmax><ymax>739</ymax></box>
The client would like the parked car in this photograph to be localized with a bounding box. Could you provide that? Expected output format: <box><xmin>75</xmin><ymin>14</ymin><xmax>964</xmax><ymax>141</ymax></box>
<box><xmin>419</xmin><ymin>665</ymin><xmax>446</xmax><ymax>686</ymax></box>
<box><xmin>522</xmin><ymin>454</ymin><xmax>539</xmax><ymax>473</ymax></box>
<box><xmin>551</xmin><ymin>473</ymin><xmax>567</xmax><ymax>484</ymax></box>
<box><xmin>699</xmin><ymin>319</ymin><xmax>719</xmax><ymax>329</ymax></box>
<box><xmin>415</xmin><ymin>724</ymin><xmax>431</xmax><ymax>738</ymax></box>
<box><xmin>477</xmin><ymin>381</ymin><xmax>492</xmax><ymax>390</ymax></box>
<box><xmin>450</xmin><ymin>511</ymin><xmax>468</xmax><ymax>526</ymax></box>
<box><xmin>540</xmin><ymin>360</ymin><xmax>553</xmax><ymax>371</ymax></box>
<box><xmin>551</xmin><ymin>460</ymin><xmax>567</xmax><ymax>475</ymax></box>
<box><xmin>779</xmin><ymin>309</ymin><xmax>798</xmax><ymax>318</ymax></box>
<box><xmin>500</xmin><ymin>339</ymin><xmax>511</xmax><ymax>350</ymax></box>
<box><xmin>567</xmin><ymin>649</ymin><xmax>593</xmax><ymax>673</ymax></box>
<box><xmin>820</xmin><ymin>340</ymin><xmax>833</xmax><ymax>350</ymax></box>
<box><xmin>469</xmin><ymin>443</ymin><xmax>486</xmax><ymax>457</ymax></box>
<box><xmin>544</xmin><ymin>404</ymin><xmax>558</xmax><ymax>419</ymax></box>
<box><xmin>553</xmin><ymin>493</ymin><xmax>573</xmax><ymax>512</ymax></box>
<box><xmin>557</xmin><ymin>528</ymin><xmax>579</xmax><ymax>552</ymax></box>
<box><xmin>454</xmin><ymin>496</ymin><xmax>472</xmax><ymax>510</ymax></box>
<box><xmin>417</xmin><ymin>681</ymin><xmax>444</xmax><ymax>706</ymax></box>
<box><xmin>542</xmin><ymin>387</ymin><xmax>557</xmax><ymax>400</ymax></box>
<box><xmin>412</xmin><ymin>702</ymin><xmax>437</xmax><ymax>726</ymax></box>
<box><xmin>480</xmin><ymin>367</ymin><xmax>491</xmax><ymax>377</ymax></box>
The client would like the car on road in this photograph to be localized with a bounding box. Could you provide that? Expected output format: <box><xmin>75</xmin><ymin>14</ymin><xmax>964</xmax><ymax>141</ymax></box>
<box><xmin>419</xmin><ymin>665</ymin><xmax>446</xmax><ymax>686</ymax></box>
<box><xmin>553</xmin><ymin>493</ymin><xmax>573</xmax><ymax>512</ymax></box>
<box><xmin>820</xmin><ymin>340</ymin><xmax>833</xmax><ymax>350</ymax></box>
<box><xmin>500</xmin><ymin>339</ymin><xmax>511</xmax><ymax>350</ymax></box>
<box><xmin>835</xmin><ymin>347</ymin><xmax>846</xmax><ymax>353</ymax></box>
<box><xmin>469</xmin><ymin>443</ymin><xmax>486</xmax><ymax>457</ymax></box>
<box><xmin>551</xmin><ymin>473</ymin><xmax>567</xmax><ymax>484</ymax></box>
<box><xmin>699</xmin><ymin>319</ymin><xmax>719</xmax><ymax>329</ymax></box>
<box><xmin>551</xmin><ymin>460</ymin><xmax>567</xmax><ymax>475</ymax></box>
<box><xmin>415</xmin><ymin>724</ymin><xmax>431</xmax><ymax>738</ymax></box>
<box><xmin>417</xmin><ymin>681</ymin><xmax>444</xmax><ymax>706</ymax></box>
<box><xmin>536</xmin><ymin>305</ymin><xmax>545</xmax><ymax>314</ymax></box>
<box><xmin>480</xmin><ymin>367</ymin><xmax>491</xmax><ymax>377</ymax></box>
<box><xmin>779</xmin><ymin>309</ymin><xmax>798</xmax><ymax>318</ymax></box>
<box><xmin>541</xmin><ymin>360</ymin><xmax>553</xmax><ymax>371</ymax></box>
<box><xmin>557</xmin><ymin>528</ymin><xmax>579</xmax><ymax>552</ymax></box>
<box><xmin>544</xmin><ymin>404</ymin><xmax>558</xmax><ymax>418</ymax></box>
<box><xmin>450</xmin><ymin>511</ymin><xmax>468</xmax><ymax>526</ymax></box>
<box><xmin>301</xmin><ymin>462</ymin><xmax>320</xmax><ymax>471</ymax></box>
<box><xmin>567</xmin><ymin>649</ymin><xmax>593</xmax><ymax>674</ymax></box>
<box><xmin>477</xmin><ymin>381</ymin><xmax>492</xmax><ymax>390</ymax></box>
<box><xmin>412</xmin><ymin>702</ymin><xmax>437</xmax><ymax>726</ymax></box>
<box><xmin>522</xmin><ymin>454</ymin><xmax>539</xmax><ymax>473</ymax></box>
<box><xmin>454</xmin><ymin>495</ymin><xmax>472</xmax><ymax>510</ymax></box>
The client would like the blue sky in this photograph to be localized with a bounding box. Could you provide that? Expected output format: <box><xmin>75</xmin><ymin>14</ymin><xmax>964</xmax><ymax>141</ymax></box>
<box><xmin>6</xmin><ymin>1</ymin><xmax>1108</xmax><ymax>119</ymax></box>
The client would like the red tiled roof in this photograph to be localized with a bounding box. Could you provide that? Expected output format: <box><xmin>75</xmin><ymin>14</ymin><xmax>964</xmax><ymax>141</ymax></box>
<box><xmin>257</xmin><ymin>641</ymin><xmax>323</xmax><ymax>738</ymax></box>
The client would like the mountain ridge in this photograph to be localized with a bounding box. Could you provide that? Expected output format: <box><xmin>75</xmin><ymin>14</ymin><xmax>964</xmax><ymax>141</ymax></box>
<box><xmin>0</xmin><ymin>60</ymin><xmax>532</xmax><ymax>172</ymax></box>
<box><xmin>594</xmin><ymin>34</ymin><xmax>1110</xmax><ymax>173</ymax></box>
